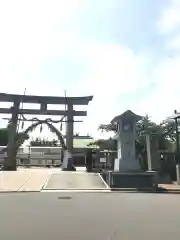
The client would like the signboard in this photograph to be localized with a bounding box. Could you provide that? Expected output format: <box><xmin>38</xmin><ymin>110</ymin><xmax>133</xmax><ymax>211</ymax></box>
<box><xmin>122</xmin><ymin>119</ymin><xmax>133</xmax><ymax>132</ymax></box>
<box><xmin>100</xmin><ymin>158</ymin><xmax>106</xmax><ymax>163</ymax></box>
<box><xmin>114</xmin><ymin>158</ymin><xmax>119</xmax><ymax>172</ymax></box>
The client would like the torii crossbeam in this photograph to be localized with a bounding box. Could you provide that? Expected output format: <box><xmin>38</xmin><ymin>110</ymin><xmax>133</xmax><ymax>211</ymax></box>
<box><xmin>0</xmin><ymin>92</ymin><xmax>93</xmax><ymax>170</ymax></box>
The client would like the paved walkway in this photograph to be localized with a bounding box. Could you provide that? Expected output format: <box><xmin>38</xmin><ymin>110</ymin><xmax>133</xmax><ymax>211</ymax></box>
<box><xmin>0</xmin><ymin>168</ymin><xmax>60</xmax><ymax>192</ymax></box>
<box><xmin>1</xmin><ymin>167</ymin><xmax>180</xmax><ymax>192</ymax></box>
<box><xmin>158</xmin><ymin>183</ymin><xmax>180</xmax><ymax>192</ymax></box>
<box><xmin>0</xmin><ymin>167</ymin><xmax>108</xmax><ymax>192</ymax></box>
<box><xmin>44</xmin><ymin>172</ymin><xmax>108</xmax><ymax>190</ymax></box>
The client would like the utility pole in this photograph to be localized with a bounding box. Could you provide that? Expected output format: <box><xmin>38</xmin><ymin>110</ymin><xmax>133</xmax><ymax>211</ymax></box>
<box><xmin>174</xmin><ymin>110</ymin><xmax>180</xmax><ymax>184</ymax></box>
<box><xmin>174</xmin><ymin>110</ymin><xmax>180</xmax><ymax>164</ymax></box>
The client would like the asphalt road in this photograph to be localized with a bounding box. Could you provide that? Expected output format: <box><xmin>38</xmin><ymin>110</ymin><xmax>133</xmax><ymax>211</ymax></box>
<box><xmin>0</xmin><ymin>192</ymin><xmax>180</xmax><ymax>239</ymax></box>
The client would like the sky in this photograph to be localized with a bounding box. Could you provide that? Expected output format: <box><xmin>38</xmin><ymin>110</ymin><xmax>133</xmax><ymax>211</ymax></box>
<box><xmin>0</xmin><ymin>0</ymin><xmax>180</xmax><ymax>141</ymax></box>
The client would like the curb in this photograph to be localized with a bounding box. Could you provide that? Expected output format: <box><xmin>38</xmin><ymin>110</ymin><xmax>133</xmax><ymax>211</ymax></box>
<box><xmin>0</xmin><ymin>191</ymin><xmax>40</xmax><ymax>193</ymax></box>
<box><xmin>0</xmin><ymin>188</ymin><xmax>180</xmax><ymax>194</ymax></box>
<box><xmin>110</xmin><ymin>187</ymin><xmax>180</xmax><ymax>194</ymax></box>
<box><xmin>42</xmin><ymin>188</ymin><xmax>111</xmax><ymax>191</ymax></box>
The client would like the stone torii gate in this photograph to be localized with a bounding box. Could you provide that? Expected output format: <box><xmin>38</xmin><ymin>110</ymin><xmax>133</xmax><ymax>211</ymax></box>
<box><xmin>0</xmin><ymin>92</ymin><xmax>93</xmax><ymax>170</ymax></box>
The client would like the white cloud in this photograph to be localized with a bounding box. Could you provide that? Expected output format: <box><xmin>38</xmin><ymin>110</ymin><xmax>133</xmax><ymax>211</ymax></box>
<box><xmin>74</xmin><ymin>43</ymin><xmax>153</xmax><ymax>137</ymax></box>
<box><xmin>157</xmin><ymin>0</ymin><xmax>180</xmax><ymax>34</ymax></box>
<box><xmin>1</xmin><ymin>0</ymin><xmax>180</xmax><ymax>143</ymax></box>
<box><xmin>0</xmin><ymin>0</ymin><xmax>154</xmax><ymax>140</ymax></box>
<box><xmin>139</xmin><ymin>0</ymin><xmax>180</xmax><ymax>123</ymax></box>
<box><xmin>135</xmin><ymin>56</ymin><xmax>180</xmax><ymax>122</ymax></box>
<box><xmin>0</xmin><ymin>0</ymin><xmax>83</xmax><ymax>62</ymax></box>
<box><xmin>0</xmin><ymin>0</ymin><xmax>84</xmax><ymax>93</ymax></box>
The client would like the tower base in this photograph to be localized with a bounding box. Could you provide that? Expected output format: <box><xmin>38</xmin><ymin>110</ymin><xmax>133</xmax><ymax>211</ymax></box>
<box><xmin>111</xmin><ymin>171</ymin><xmax>157</xmax><ymax>189</ymax></box>
<box><xmin>118</xmin><ymin>157</ymin><xmax>142</xmax><ymax>172</ymax></box>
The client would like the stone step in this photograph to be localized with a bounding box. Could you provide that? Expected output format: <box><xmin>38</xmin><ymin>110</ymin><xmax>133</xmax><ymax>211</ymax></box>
<box><xmin>43</xmin><ymin>172</ymin><xmax>109</xmax><ymax>190</ymax></box>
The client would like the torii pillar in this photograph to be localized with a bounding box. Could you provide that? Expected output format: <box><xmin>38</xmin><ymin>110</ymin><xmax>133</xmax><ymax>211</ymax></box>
<box><xmin>66</xmin><ymin>103</ymin><xmax>74</xmax><ymax>153</ymax></box>
<box><xmin>4</xmin><ymin>100</ymin><xmax>20</xmax><ymax>170</ymax></box>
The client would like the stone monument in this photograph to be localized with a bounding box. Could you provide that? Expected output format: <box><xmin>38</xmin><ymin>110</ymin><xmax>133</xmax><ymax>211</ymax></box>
<box><xmin>111</xmin><ymin>110</ymin><xmax>142</xmax><ymax>172</ymax></box>
<box><xmin>108</xmin><ymin>110</ymin><xmax>157</xmax><ymax>189</ymax></box>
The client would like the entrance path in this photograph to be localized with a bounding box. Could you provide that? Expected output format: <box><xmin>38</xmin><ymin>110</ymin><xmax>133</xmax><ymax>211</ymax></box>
<box><xmin>0</xmin><ymin>167</ymin><xmax>109</xmax><ymax>192</ymax></box>
<box><xmin>0</xmin><ymin>168</ymin><xmax>60</xmax><ymax>192</ymax></box>
<box><xmin>43</xmin><ymin>172</ymin><xmax>109</xmax><ymax>190</ymax></box>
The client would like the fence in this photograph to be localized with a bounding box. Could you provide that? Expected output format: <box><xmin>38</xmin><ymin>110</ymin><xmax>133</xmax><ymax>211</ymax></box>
<box><xmin>0</xmin><ymin>146</ymin><xmax>117</xmax><ymax>168</ymax></box>
<box><xmin>0</xmin><ymin>146</ymin><xmax>62</xmax><ymax>167</ymax></box>
<box><xmin>92</xmin><ymin>150</ymin><xmax>117</xmax><ymax>170</ymax></box>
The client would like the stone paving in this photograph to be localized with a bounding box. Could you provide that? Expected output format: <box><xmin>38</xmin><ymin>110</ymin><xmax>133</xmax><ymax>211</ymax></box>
<box><xmin>44</xmin><ymin>172</ymin><xmax>109</xmax><ymax>190</ymax></box>
<box><xmin>0</xmin><ymin>167</ymin><xmax>180</xmax><ymax>192</ymax></box>
<box><xmin>158</xmin><ymin>183</ymin><xmax>180</xmax><ymax>191</ymax></box>
<box><xmin>0</xmin><ymin>168</ymin><xmax>60</xmax><ymax>192</ymax></box>
<box><xmin>0</xmin><ymin>167</ymin><xmax>109</xmax><ymax>192</ymax></box>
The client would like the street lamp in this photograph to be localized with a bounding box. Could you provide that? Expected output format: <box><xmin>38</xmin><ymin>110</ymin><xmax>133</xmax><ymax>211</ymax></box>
<box><xmin>170</xmin><ymin>110</ymin><xmax>180</xmax><ymax>184</ymax></box>
<box><xmin>174</xmin><ymin>110</ymin><xmax>180</xmax><ymax>165</ymax></box>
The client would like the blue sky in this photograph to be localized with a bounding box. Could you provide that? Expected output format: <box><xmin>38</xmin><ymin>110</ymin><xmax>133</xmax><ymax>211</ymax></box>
<box><xmin>0</xmin><ymin>0</ymin><xmax>180</xmax><ymax>140</ymax></box>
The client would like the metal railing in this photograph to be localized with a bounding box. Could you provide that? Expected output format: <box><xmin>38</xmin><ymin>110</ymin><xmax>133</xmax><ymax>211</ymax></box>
<box><xmin>0</xmin><ymin>147</ymin><xmax>117</xmax><ymax>168</ymax></box>
<box><xmin>0</xmin><ymin>146</ymin><xmax>62</xmax><ymax>167</ymax></box>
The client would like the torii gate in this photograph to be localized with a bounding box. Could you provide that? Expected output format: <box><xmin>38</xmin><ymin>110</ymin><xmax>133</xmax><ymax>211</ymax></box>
<box><xmin>0</xmin><ymin>92</ymin><xmax>93</xmax><ymax>170</ymax></box>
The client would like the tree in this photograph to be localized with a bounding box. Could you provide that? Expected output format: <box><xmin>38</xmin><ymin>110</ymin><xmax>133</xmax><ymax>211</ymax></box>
<box><xmin>10</xmin><ymin>120</ymin><xmax>66</xmax><ymax>150</ymax></box>
<box><xmin>19</xmin><ymin>120</ymin><xmax>66</xmax><ymax>163</ymax></box>
<box><xmin>98</xmin><ymin>123</ymin><xmax>117</xmax><ymax>133</ymax></box>
<box><xmin>0</xmin><ymin>128</ymin><xmax>9</xmax><ymax>146</ymax></box>
<box><xmin>0</xmin><ymin>125</ymin><xmax>29</xmax><ymax>150</ymax></box>
<box><xmin>0</xmin><ymin>120</ymin><xmax>66</xmax><ymax>170</ymax></box>
<box><xmin>0</xmin><ymin>124</ymin><xmax>29</xmax><ymax>170</ymax></box>
<box><xmin>87</xmin><ymin>138</ymin><xmax>117</xmax><ymax>150</ymax></box>
<box><xmin>30</xmin><ymin>138</ymin><xmax>58</xmax><ymax>147</ymax></box>
<box><xmin>98</xmin><ymin>115</ymin><xmax>174</xmax><ymax>152</ymax></box>
<box><xmin>89</xmin><ymin>115</ymin><xmax>176</xmax><ymax>170</ymax></box>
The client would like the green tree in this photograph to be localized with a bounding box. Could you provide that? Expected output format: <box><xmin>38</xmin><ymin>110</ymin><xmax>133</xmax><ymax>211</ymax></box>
<box><xmin>0</xmin><ymin>123</ymin><xmax>29</xmax><ymax>170</ymax></box>
<box><xmin>0</xmin><ymin>125</ymin><xmax>29</xmax><ymax>149</ymax></box>
<box><xmin>98</xmin><ymin>115</ymin><xmax>174</xmax><ymax>152</ymax></box>
<box><xmin>0</xmin><ymin>128</ymin><xmax>9</xmax><ymax>146</ymax></box>
<box><xmin>90</xmin><ymin>115</ymin><xmax>175</xmax><ymax>170</ymax></box>
<box><xmin>1</xmin><ymin>120</ymin><xmax>66</xmax><ymax>170</ymax></box>
<box><xmin>87</xmin><ymin>138</ymin><xmax>117</xmax><ymax>150</ymax></box>
<box><xmin>23</xmin><ymin>120</ymin><xmax>66</xmax><ymax>149</ymax></box>
<box><xmin>30</xmin><ymin>138</ymin><xmax>58</xmax><ymax>146</ymax></box>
